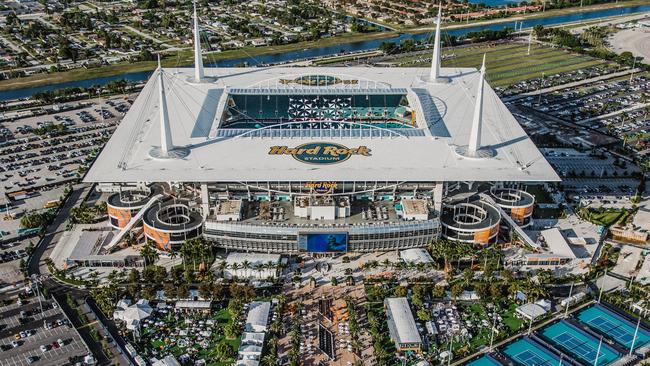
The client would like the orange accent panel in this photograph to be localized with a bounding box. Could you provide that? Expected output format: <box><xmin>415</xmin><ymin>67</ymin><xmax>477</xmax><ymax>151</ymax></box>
<box><xmin>473</xmin><ymin>224</ymin><xmax>499</xmax><ymax>244</ymax></box>
<box><xmin>510</xmin><ymin>205</ymin><xmax>533</xmax><ymax>224</ymax></box>
<box><xmin>107</xmin><ymin>206</ymin><xmax>132</xmax><ymax>228</ymax></box>
<box><xmin>144</xmin><ymin>224</ymin><xmax>171</xmax><ymax>251</ymax></box>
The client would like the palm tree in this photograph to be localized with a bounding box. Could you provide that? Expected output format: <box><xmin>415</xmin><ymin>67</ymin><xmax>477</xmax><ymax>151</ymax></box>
<box><xmin>230</xmin><ymin>263</ymin><xmax>241</xmax><ymax>278</ymax></box>
<box><xmin>169</xmin><ymin>250</ymin><xmax>178</xmax><ymax>267</ymax></box>
<box><xmin>217</xmin><ymin>261</ymin><xmax>227</xmax><ymax>277</ymax></box>
<box><xmin>262</xmin><ymin>354</ymin><xmax>277</xmax><ymax>366</ymax></box>
<box><xmin>241</xmin><ymin>260</ymin><xmax>251</xmax><ymax>278</ymax></box>
<box><xmin>140</xmin><ymin>241</ymin><xmax>159</xmax><ymax>268</ymax></box>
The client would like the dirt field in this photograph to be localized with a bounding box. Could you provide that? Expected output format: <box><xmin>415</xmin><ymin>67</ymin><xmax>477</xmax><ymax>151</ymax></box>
<box><xmin>608</xmin><ymin>27</ymin><xmax>650</xmax><ymax>63</ymax></box>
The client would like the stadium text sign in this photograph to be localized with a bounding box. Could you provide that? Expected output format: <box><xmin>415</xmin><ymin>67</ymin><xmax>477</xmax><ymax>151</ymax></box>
<box><xmin>268</xmin><ymin>142</ymin><xmax>371</xmax><ymax>165</ymax></box>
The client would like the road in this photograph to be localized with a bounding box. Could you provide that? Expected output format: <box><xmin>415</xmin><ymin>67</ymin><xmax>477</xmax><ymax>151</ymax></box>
<box><xmin>27</xmin><ymin>184</ymin><xmax>91</xmax><ymax>278</ymax></box>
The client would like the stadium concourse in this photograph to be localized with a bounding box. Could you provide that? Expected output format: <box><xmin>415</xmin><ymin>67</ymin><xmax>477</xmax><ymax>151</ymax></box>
<box><xmin>83</xmin><ymin>7</ymin><xmax>558</xmax><ymax>254</ymax></box>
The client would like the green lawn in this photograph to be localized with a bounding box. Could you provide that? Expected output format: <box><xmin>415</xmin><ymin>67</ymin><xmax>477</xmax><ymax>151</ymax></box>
<box><xmin>502</xmin><ymin>303</ymin><xmax>523</xmax><ymax>332</ymax></box>
<box><xmin>577</xmin><ymin>207</ymin><xmax>626</xmax><ymax>226</ymax></box>
<box><xmin>387</xmin><ymin>43</ymin><xmax>609</xmax><ymax>87</ymax></box>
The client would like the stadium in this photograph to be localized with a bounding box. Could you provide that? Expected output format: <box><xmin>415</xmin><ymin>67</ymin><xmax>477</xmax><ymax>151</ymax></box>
<box><xmin>86</xmin><ymin>8</ymin><xmax>559</xmax><ymax>253</ymax></box>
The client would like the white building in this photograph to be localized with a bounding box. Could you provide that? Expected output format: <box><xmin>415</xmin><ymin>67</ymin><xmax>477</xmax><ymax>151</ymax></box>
<box><xmin>245</xmin><ymin>301</ymin><xmax>271</xmax><ymax>333</ymax></box>
<box><xmin>516</xmin><ymin>301</ymin><xmax>549</xmax><ymax>321</ymax></box>
<box><xmin>221</xmin><ymin>252</ymin><xmax>281</xmax><ymax>279</ymax></box>
<box><xmin>384</xmin><ymin>297</ymin><xmax>422</xmax><ymax>352</ymax></box>
<box><xmin>400</xmin><ymin>248</ymin><xmax>434</xmax><ymax>265</ymax></box>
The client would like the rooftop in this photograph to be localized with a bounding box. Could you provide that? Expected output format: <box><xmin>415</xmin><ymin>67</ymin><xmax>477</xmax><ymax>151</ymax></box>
<box><xmin>385</xmin><ymin>297</ymin><xmax>422</xmax><ymax>345</ymax></box>
<box><xmin>400</xmin><ymin>248</ymin><xmax>434</xmax><ymax>264</ymax></box>
<box><xmin>401</xmin><ymin>198</ymin><xmax>429</xmax><ymax>216</ymax></box>
<box><xmin>245</xmin><ymin>301</ymin><xmax>271</xmax><ymax>332</ymax></box>
<box><xmin>540</xmin><ymin>228</ymin><xmax>578</xmax><ymax>259</ymax></box>
<box><xmin>85</xmin><ymin>67</ymin><xmax>559</xmax><ymax>183</ymax></box>
<box><xmin>217</xmin><ymin>200</ymin><xmax>243</xmax><ymax>216</ymax></box>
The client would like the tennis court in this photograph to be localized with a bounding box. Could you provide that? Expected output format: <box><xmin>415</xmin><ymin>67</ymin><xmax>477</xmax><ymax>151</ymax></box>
<box><xmin>501</xmin><ymin>337</ymin><xmax>562</xmax><ymax>366</ymax></box>
<box><xmin>577</xmin><ymin>304</ymin><xmax>650</xmax><ymax>351</ymax></box>
<box><xmin>540</xmin><ymin>321</ymin><xmax>620</xmax><ymax>366</ymax></box>
<box><xmin>467</xmin><ymin>355</ymin><xmax>503</xmax><ymax>366</ymax></box>
<box><xmin>466</xmin><ymin>355</ymin><xmax>502</xmax><ymax>366</ymax></box>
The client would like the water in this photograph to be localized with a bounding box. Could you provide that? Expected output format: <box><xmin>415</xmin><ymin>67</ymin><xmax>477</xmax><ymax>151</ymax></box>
<box><xmin>473</xmin><ymin>0</ymin><xmax>523</xmax><ymax>6</ymax></box>
<box><xmin>2</xmin><ymin>4</ymin><xmax>649</xmax><ymax>101</ymax></box>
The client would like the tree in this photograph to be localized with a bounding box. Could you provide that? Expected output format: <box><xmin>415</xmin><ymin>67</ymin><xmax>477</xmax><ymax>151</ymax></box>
<box><xmin>216</xmin><ymin>341</ymin><xmax>234</xmax><ymax>361</ymax></box>
<box><xmin>451</xmin><ymin>283</ymin><xmax>464</xmax><ymax>301</ymax></box>
<box><xmin>432</xmin><ymin>285</ymin><xmax>446</xmax><ymax>298</ymax></box>
<box><xmin>262</xmin><ymin>354</ymin><xmax>277</xmax><ymax>366</ymax></box>
<box><xmin>224</xmin><ymin>323</ymin><xmax>240</xmax><ymax>339</ymax></box>
<box><xmin>416</xmin><ymin>309</ymin><xmax>431</xmax><ymax>321</ymax></box>
<box><xmin>140</xmin><ymin>241</ymin><xmax>159</xmax><ymax>268</ymax></box>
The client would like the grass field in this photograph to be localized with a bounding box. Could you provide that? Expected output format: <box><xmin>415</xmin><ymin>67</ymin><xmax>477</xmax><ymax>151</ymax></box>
<box><xmin>577</xmin><ymin>207</ymin><xmax>628</xmax><ymax>226</ymax></box>
<box><xmin>387</xmin><ymin>43</ymin><xmax>611</xmax><ymax>87</ymax></box>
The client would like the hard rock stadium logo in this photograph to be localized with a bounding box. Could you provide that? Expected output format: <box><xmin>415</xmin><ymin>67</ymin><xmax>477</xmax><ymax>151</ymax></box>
<box><xmin>268</xmin><ymin>142</ymin><xmax>371</xmax><ymax>165</ymax></box>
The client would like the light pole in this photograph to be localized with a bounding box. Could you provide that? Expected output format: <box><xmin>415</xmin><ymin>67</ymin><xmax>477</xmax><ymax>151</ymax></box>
<box><xmin>537</xmin><ymin>72</ymin><xmax>545</xmax><ymax>104</ymax></box>
<box><xmin>564</xmin><ymin>282</ymin><xmax>574</xmax><ymax>317</ymax></box>
<box><xmin>31</xmin><ymin>274</ymin><xmax>45</xmax><ymax>320</ymax></box>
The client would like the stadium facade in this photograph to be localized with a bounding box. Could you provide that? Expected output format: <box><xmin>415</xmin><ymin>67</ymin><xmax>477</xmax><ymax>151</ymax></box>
<box><xmin>89</xmin><ymin>6</ymin><xmax>559</xmax><ymax>253</ymax></box>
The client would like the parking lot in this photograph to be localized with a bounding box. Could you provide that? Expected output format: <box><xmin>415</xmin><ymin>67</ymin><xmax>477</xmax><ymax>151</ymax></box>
<box><xmin>0</xmin><ymin>296</ymin><xmax>88</xmax><ymax>366</ymax></box>
<box><xmin>0</xmin><ymin>95</ymin><xmax>131</xmax><ymax>245</ymax></box>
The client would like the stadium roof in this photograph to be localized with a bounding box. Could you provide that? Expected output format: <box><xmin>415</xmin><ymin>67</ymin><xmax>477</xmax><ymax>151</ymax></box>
<box><xmin>85</xmin><ymin>66</ymin><xmax>559</xmax><ymax>183</ymax></box>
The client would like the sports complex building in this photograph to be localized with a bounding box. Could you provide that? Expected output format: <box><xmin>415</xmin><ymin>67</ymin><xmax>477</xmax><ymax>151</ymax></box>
<box><xmin>86</xmin><ymin>8</ymin><xmax>559</xmax><ymax>254</ymax></box>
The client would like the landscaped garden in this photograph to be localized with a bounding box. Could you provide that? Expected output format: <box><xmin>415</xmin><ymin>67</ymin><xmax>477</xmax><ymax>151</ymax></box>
<box><xmin>138</xmin><ymin>306</ymin><xmax>241</xmax><ymax>366</ymax></box>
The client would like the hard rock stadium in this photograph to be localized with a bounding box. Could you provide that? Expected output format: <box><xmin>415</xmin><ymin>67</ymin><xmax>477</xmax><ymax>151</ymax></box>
<box><xmin>85</xmin><ymin>6</ymin><xmax>559</xmax><ymax>253</ymax></box>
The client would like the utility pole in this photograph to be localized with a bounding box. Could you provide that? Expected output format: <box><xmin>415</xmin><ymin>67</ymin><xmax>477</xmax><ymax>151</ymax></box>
<box><xmin>630</xmin><ymin>57</ymin><xmax>637</xmax><ymax>84</ymax></box>
<box><xmin>527</xmin><ymin>29</ymin><xmax>533</xmax><ymax>56</ymax></box>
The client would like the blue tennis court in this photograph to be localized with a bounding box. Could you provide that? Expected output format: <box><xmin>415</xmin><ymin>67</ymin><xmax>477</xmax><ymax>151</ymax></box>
<box><xmin>577</xmin><ymin>304</ymin><xmax>650</xmax><ymax>351</ymax></box>
<box><xmin>540</xmin><ymin>321</ymin><xmax>620</xmax><ymax>366</ymax></box>
<box><xmin>466</xmin><ymin>355</ymin><xmax>502</xmax><ymax>366</ymax></box>
<box><xmin>501</xmin><ymin>337</ymin><xmax>562</xmax><ymax>366</ymax></box>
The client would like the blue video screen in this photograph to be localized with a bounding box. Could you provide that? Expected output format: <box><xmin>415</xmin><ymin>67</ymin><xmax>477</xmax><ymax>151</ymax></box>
<box><xmin>298</xmin><ymin>233</ymin><xmax>348</xmax><ymax>252</ymax></box>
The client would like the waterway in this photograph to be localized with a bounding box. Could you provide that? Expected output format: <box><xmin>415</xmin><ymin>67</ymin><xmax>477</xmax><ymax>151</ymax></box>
<box><xmin>1</xmin><ymin>4</ymin><xmax>649</xmax><ymax>101</ymax></box>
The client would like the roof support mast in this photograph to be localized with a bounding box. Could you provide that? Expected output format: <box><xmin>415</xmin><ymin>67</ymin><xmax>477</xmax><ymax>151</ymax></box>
<box><xmin>468</xmin><ymin>54</ymin><xmax>486</xmax><ymax>157</ymax></box>
<box><xmin>430</xmin><ymin>3</ymin><xmax>442</xmax><ymax>82</ymax></box>
<box><xmin>158</xmin><ymin>55</ymin><xmax>173</xmax><ymax>155</ymax></box>
<box><xmin>149</xmin><ymin>55</ymin><xmax>190</xmax><ymax>160</ymax></box>
<box><xmin>193</xmin><ymin>0</ymin><xmax>204</xmax><ymax>83</ymax></box>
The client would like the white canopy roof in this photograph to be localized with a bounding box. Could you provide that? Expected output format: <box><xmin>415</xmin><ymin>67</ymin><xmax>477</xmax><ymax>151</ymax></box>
<box><xmin>85</xmin><ymin>66</ymin><xmax>559</xmax><ymax>184</ymax></box>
